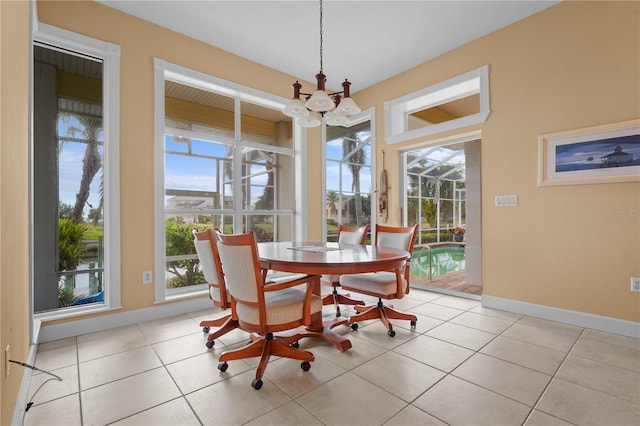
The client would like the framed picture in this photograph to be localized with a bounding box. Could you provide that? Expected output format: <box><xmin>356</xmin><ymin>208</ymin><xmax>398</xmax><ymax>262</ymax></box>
<box><xmin>538</xmin><ymin>119</ymin><xmax>640</xmax><ymax>186</ymax></box>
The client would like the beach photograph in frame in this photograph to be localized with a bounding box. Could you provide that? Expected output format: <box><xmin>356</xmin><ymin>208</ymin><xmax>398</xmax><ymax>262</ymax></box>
<box><xmin>538</xmin><ymin>119</ymin><xmax>640</xmax><ymax>186</ymax></box>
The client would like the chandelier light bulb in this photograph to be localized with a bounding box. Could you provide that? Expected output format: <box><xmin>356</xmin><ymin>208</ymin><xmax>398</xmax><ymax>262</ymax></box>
<box><xmin>283</xmin><ymin>99</ymin><xmax>310</xmax><ymax>118</ymax></box>
<box><xmin>298</xmin><ymin>113</ymin><xmax>321</xmax><ymax>128</ymax></box>
<box><xmin>306</xmin><ymin>90</ymin><xmax>335</xmax><ymax>112</ymax></box>
<box><xmin>333</xmin><ymin>97</ymin><xmax>361</xmax><ymax>116</ymax></box>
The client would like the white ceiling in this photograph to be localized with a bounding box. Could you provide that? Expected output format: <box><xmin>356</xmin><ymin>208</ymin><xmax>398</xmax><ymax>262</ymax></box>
<box><xmin>97</xmin><ymin>0</ymin><xmax>560</xmax><ymax>93</ymax></box>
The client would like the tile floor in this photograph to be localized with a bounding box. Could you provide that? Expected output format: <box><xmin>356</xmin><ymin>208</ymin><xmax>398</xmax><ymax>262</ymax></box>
<box><xmin>24</xmin><ymin>289</ymin><xmax>640</xmax><ymax>426</ymax></box>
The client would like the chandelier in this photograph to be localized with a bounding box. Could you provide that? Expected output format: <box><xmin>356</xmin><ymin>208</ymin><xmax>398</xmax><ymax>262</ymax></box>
<box><xmin>282</xmin><ymin>0</ymin><xmax>361</xmax><ymax>127</ymax></box>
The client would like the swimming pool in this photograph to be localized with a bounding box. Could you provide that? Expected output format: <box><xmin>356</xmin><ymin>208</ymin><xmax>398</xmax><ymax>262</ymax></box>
<box><xmin>411</xmin><ymin>244</ymin><xmax>465</xmax><ymax>280</ymax></box>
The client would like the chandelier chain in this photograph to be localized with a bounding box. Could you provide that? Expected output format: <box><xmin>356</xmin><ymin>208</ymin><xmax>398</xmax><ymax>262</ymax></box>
<box><xmin>319</xmin><ymin>0</ymin><xmax>323</xmax><ymax>73</ymax></box>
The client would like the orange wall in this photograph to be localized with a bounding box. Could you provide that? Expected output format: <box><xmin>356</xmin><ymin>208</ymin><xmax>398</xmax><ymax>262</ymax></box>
<box><xmin>356</xmin><ymin>1</ymin><xmax>640</xmax><ymax>321</ymax></box>
<box><xmin>1</xmin><ymin>1</ymin><xmax>30</xmax><ymax>424</ymax></box>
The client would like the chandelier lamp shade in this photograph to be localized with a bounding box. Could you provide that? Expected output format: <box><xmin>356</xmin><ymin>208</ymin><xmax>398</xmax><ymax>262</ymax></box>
<box><xmin>282</xmin><ymin>0</ymin><xmax>361</xmax><ymax>127</ymax></box>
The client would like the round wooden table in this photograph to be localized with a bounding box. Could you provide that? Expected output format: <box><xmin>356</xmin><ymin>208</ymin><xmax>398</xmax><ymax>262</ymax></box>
<box><xmin>257</xmin><ymin>241</ymin><xmax>409</xmax><ymax>351</ymax></box>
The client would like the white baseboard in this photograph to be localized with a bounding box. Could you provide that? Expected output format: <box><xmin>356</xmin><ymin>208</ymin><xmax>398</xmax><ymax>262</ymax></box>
<box><xmin>38</xmin><ymin>297</ymin><xmax>212</xmax><ymax>343</ymax></box>
<box><xmin>482</xmin><ymin>295</ymin><xmax>640</xmax><ymax>338</ymax></box>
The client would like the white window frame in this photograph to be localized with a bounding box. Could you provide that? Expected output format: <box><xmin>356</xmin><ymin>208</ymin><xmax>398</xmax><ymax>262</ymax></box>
<box><xmin>322</xmin><ymin>108</ymin><xmax>376</xmax><ymax>240</ymax></box>
<box><xmin>31</xmin><ymin>22</ymin><xmax>122</xmax><ymax>321</ymax></box>
<box><xmin>384</xmin><ymin>65</ymin><xmax>490</xmax><ymax>144</ymax></box>
<box><xmin>153</xmin><ymin>59</ymin><xmax>305</xmax><ymax>302</ymax></box>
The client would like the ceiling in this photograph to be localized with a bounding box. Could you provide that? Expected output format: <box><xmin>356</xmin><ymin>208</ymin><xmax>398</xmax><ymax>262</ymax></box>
<box><xmin>96</xmin><ymin>0</ymin><xmax>561</xmax><ymax>93</ymax></box>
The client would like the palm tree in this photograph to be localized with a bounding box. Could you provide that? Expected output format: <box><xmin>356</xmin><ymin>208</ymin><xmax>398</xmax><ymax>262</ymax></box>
<box><xmin>342</xmin><ymin>133</ymin><xmax>367</xmax><ymax>226</ymax></box>
<box><xmin>60</xmin><ymin>113</ymin><xmax>103</xmax><ymax>223</ymax></box>
<box><xmin>326</xmin><ymin>190</ymin><xmax>339</xmax><ymax>220</ymax></box>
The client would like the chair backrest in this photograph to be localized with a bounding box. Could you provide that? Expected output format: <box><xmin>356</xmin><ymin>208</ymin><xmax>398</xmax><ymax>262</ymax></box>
<box><xmin>193</xmin><ymin>228</ymin><xmax>229</xmax><ymax>308</ymax></box>
<box><xmin>214</xmin><ymin>230</ymin><xmax>264</xmax><ymax>306</ymax></box>
<box><xmin>375</xmin><ymin>224</ymin><xmax>419</xmax><ymax>293</ymax></box>
<box><xmin>337</xmin><ymin>224</ymin><xmax>369</xmax><ymax>245</ymax></box>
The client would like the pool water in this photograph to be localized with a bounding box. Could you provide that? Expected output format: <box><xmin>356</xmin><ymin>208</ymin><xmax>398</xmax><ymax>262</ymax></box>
<box><xmin>411</xmin><ymin>245</ymin><xmax>465</xmax><ymax>279</ymax></box>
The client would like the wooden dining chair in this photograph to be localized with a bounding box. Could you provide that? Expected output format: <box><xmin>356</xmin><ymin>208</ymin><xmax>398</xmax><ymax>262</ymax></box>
<box><xmin>193</xmin><ymin>228</ymin><xmax>239</xmax><ymax>348</ymax></box>
<box><xmin>214</xmin><ymin>230</ymin><xmax>322</xmax><ymax>390</ymax></box>
<box><xmin>339</xmin><ymin>224</ymin><xmax>419</xmax><ymax>337</ymax></box>
<box><xmin>321</xmin><ymin>224</ymin><xmax>369</xmax><ymax>317</ymax></box>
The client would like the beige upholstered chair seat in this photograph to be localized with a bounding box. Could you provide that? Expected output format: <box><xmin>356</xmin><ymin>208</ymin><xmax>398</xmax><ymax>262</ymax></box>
<box><xmin>339</xmin><ymin>271</ymin><xmax>408</xmax><ymax>297</ymax></box>
<box><xmin>237</xmin><ymin>290</ymin><xmax>322</xmax><ymax>326</ymax></box>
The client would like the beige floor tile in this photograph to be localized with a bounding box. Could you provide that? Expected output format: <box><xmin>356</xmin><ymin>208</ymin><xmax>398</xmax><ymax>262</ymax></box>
<box><xmin>449</xmin><ymin>311</ymin><xmax>516</xmax><ymax>334</ymax></box>
<box><xmin>352</xmin><ymin>351</ymin><xmax>445</xmax><ymax>402</ymax></box>
<box><xmin>79</xmin><ymin>345</ymin><xmax>162</xmax><ymax>390</ymax></box>
<box><xmin>537</xmin><ymin>378</ymin><xmax>640</xmax><ymax>426</ymax></box>
<box><xmin>23</xmin><ymin>393</ymin><xmax>81</xmax><ymax>426</ymax></box>
<box><xmin>384</xmin><ymin>404</ymin><xmax>448</xmax><ymax>425</ymax></box>
<box><xmin>557</xmin><ymin>354</ymin><xmax>640</xmax><ymax>403</ymax></box>
<box><xmin>501</xmin><ymin>320</ymin><xmax>581</xmax><ymax>352</ymax></box>
<box><xmin>393</xmin><ymin>312</ymin><xmax>443</xmax><ymax>334</ymax></box>
<box><xmin>216</xmin><ymin>326</ymin><xmax>253</xmax><ymax>347</ymax></box>
<box><xmin>425</xmin><ymin>322</ymin><xmax>496</xmax><ymax>351</ymax></box>
<box><xmin>33</xmin><ymin>342</ymin><xmax>78</xmax><ymax>371</ymax></box>
<box><xmin>394</xmin><ymin>335</ymin><xmax>474</xmax><ymax>372</ymax></box>
<box><xmin>111</xmin><ymin>397</ymin><xmax>200</xmax><ymax>425</ymax></box>
<box><xmin>413</xmin><ymin>375</ymin><xmax>531</xmax><ymax>425</ymax></box>
<box><xmin>263</xmin><ymin>353</ymin><xmax>346</xmax><ymax>398</ymax></box>
<box><xmin>312</xmin><ymin>335</ymin><xmax>387</xmax><ymax>370</ymax></box>
<box><xmin>480</xmin><ymin>335</ymin><xmax>566</xmax><ymax>375</ymax></box>
<box><xmin>77</xmin><ymin>325</ymin><xmax>148</xmax><ymax>362</ymax></box>
<box><xmin>349</xmin><ymin>319</ymin><xmax>420</xmax><ymax>350</ymax></box>
<box><xmin>410</xmin><ymin>302</ymin><xmax>465</xmax><ymax>321</ymax></box>
<box><xmin>137</xmin><ymin>314</ymin><xmax>200</xmax><ymax>344</ymax></box>
<box><xmin>29</xmin><ymin>364</ymin><xmax>78</xmax><ymax>405</ymax></box>
<box><xmin>404</xmin><ymin>289</ymin><xmax>445</xmax><ymax>303</ymax></box>
<box><xmin>37</xmin><ymin>336</ymin><xmax>77</xmax><ymax>351</ymax></box>
<box><xmin>524</xmin><ymin>410</ymin><xmax>574</xmax><ymax>426</ymax></box>
<box><xmin>187</xmin><ymin>370</ymin><xmax>291</xmax><ymax>425</ymax></box>
<box><xmin>581</xmin><ymin>328</ymin><xmax>640</xmax><ymax>351</ymax></box>
<box><xmin>81</xmin><ymin>368</ymin><xmax>181</xmax><ymax>425</ymax></box>
<box><xmin>296</xmin><ymin>372</ymin><xmax>407</xmax><ymax>426</ymax></box>
<box><xmin>152</xmin><ymin>331</ymin><xmax>214</xmax><ymax>365</ymax></box>
<box><xmin>166</xmin><ymin>349</ymin><xmax>251</xmax><ymax>394</ymax></box>
<box><xmin>469</xmin><ymin>305</ymin><xmax>524</xmax><ymax>321</ymax></box>
<box><xmin>571</xmin><ymin>335</ymin><xmax>640</xmax><ymax>373</ymax></box>
<box><xmin>452</xmin><ymin>352</ymin><xmax>551</xmax><ymax>406</ymax></box>
<box><xmin>429</xmin><ymin>294</ymin><xmax>480</xmax><ymax>311</ymax></box>
<box><xmin>245</xmin><ymin>400</ymin><xmax>323</xmax><ymax>426</ymax></box>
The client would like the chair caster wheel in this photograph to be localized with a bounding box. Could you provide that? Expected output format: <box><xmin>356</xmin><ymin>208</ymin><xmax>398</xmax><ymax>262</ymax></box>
<box><xmin>351</xmin><ymin>323</ymin><xmax>359</xmax><ymax>331</ymax></box>
<box><xmin>387</xmin><ymin>330</ymin><xmax>396</xmax><ymax>337</ymax></box>
<box><xmin>218</xmin><ymin>362</ymin><xmax>228</xmax><ymax>372</ymax></box>
<box><xmin>410</xmin><ymin>320</ymin><xmax>417</xmax><ymax>328</ymax></box>
<box><xmin>291</xmin><ymin>341</ymin><xmax>300</xmax><ymax>348</ymax></box>
<box><xmin>202</xmin><ymin>326</ymin><xmax>210</xmax><ymax>333</ymax></box>
<box><xmin>301</xmin><ymin>361</ymin><xmax>311</xmax><ymax>371</ymax></box>
<box><xmin>205</xmin><ymin>340</ymin><xmax>215</xmax><ymax>349</ymax></box>
<box><xmin>251</xmin><ymin>379</ymin><xmax>263</xmax><ymax>390</ymax></box>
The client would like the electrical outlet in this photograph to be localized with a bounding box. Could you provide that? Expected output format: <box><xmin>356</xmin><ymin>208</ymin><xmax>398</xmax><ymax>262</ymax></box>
<box><xmin>5</xmin><ymin>345</ymin><xmax>10</xmax><ymax>378</ymax></box>
<box><xmin>495</xmin><ymin>194</ymin><xmax>518</xmax><ymax>207</ymax></box>
<box><xmin>631</xmin><ymin>277</ymin><xmax>640</xmax><ymax>292</ymax></box>
<box><xmin>143</xmin><ymin>270</ymin><xmax>153</xmax><ymax>284</ymax></box>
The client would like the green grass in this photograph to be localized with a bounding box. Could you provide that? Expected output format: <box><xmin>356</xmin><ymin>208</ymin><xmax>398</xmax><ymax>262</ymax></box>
<box><xmin>83</xmin><ymin>223</ymin><xmax>103</xmax><ymax>240</ymax></box>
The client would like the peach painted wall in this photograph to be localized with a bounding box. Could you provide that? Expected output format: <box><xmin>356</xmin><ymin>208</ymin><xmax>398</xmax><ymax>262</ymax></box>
<box><xmin>0</xmin><ymin>1</ymin><xmax>30</xmax><ymax>423</ymax></box>
<box><xmin>356</xmin><ymin>1</ymin><xmax>640</xmax><ymax>322</ymax></box>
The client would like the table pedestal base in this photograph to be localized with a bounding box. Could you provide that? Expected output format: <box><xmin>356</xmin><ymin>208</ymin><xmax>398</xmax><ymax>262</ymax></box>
<box><xmin>277</xmin><ymin>313</ymin><xmax>352</xmax><ymax>352</ymax></box>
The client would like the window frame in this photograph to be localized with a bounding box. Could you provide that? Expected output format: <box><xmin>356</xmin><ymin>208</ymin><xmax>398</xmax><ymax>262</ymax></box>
<box><xmin>384</xmin><ymin>65</ymin><xmax>490</xmax><ymax>144</ymax></box>
<box><xmin>31</xmin><ymin>22</ymin><xmax>121</xmax><ymax>321</ymax></box>
<box><xmin>153</xmin><ymin>59</ymin><xmax>304</xmax><ymax>302</ymax></box>
<box><xmin>322</xmin><ymin>108</ymin><xmax>377</xmax><ymax>241</ymax></box>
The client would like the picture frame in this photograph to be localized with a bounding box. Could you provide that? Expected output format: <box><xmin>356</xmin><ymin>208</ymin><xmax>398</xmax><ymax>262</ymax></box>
<box><xmin>538</xmin><ymin>119</ymin><xmax>640</xmax><ymax>186</ymax></box>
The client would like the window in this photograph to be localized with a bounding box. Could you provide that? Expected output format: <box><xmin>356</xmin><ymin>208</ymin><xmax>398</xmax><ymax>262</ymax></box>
<box><xmin>385</xmin><ymin>65</ymin><xmax>490</xmax><ymax>144</ymax></box>
<box><xmin>154</xmin><ymin>60</ymin><xmax>299</xmax><ymax>300</ymax></box>
<box><xmin>324</xmin><ymin>111</ymin><xmax>375</xmax><ymax>242</ymax></box>
<box><xmin>32</xmin><ymin>24</ymin><xmax>120</xmax><ymax>317</ymax></box>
